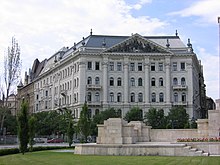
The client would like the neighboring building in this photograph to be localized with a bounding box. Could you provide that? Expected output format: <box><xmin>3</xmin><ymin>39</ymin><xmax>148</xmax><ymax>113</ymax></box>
<box><xmin>5</xmin><ymin>94</ymin><xmax>17</xmax><ymax>116</ymax></box>
<box><xmin>206</xmin><ymin>97</ymin><xmax>216</xmax><ymax>110</ymax></box>
<box><xmin>17</xmin><ymin>58</ymin><xmax>46</xmax><ymax>114</ymax></box>
<box><xmin>31</xmin><ymin>32</ymin><xmax>206</xmax><ymax>120</ymax></box>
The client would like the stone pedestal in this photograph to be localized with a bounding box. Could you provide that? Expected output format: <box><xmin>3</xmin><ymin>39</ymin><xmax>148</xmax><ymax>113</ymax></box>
<box><xmin>208</xmin><ymin>110</ymin><xmax>220</xmax><ymax>137</ymax></box>
<box><xmin>197</xmin><ymin>119</ymin><xmax>209</xmax><ymax>137</ymax></box>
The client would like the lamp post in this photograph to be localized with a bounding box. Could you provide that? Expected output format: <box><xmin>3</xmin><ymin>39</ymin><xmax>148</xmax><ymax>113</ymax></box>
<box><xmin>218</xmin><ymin>17</ymin><xmax>220</xmax><ymax>99</ymax></box>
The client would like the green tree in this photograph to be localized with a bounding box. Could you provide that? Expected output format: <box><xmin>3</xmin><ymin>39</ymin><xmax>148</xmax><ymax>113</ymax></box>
<box><xmin>67</xmin><ymin>120</ymin><xmax>74</xmax><ymax>147</ymax></box>
<box><xmin>144</xmin><ymin>108</ymin><xmax>167</xmax><ymax>129</ymax></box>
<box><xmin>0</xmin><ymin>107</ymin><xmax>17</xmax><ymax>134</ymax></box>
<box><xmin>167</xmin><ymin>106</ymin><xmax>189</xmax><ymax>129</ymax></box>
<box><xmin>60</xmin><ymin>108</ymin><xmax>75</xmax><ymax>147</ymax></box>
<box><xmin>34</xmin><ymin>111</ymin><xmax>63</xmax><ymax>136</ymax></box>
<box><xmin>91</xmin><ymin>108</ymin><xmax>121</xmax><ymax>136</ymax></box>
<box><xmin>17</xmin><ymin>101</ymin><xmax>29</xmax><ymax>154</ymax></box>
<box><xmin>28</xmin><ymin>116</ymin><xmax>36</xmax><ymax>152</ymax></box>
<box><xmin>124</xmin><ymin>107</ymin><xmax>143</xmax><ymax>122</ymax></box>
<box><xmin>77</xmin><ymin>103</ymin><xmax>91</xmax><ymax>142</ymax></box>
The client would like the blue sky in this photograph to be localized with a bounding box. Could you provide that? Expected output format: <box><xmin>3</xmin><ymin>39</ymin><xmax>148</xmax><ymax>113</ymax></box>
<box><xmin>0</xmin><ymin>0</ymin><xmax>219</xmax><ymax>100</ymax></box>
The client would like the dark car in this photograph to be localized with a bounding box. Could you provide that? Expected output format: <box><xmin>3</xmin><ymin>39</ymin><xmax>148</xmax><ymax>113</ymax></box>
<box><xmin>47</xmin><ymin>138</ymin><xmax>64</xmax><ymax>143</ymax></box>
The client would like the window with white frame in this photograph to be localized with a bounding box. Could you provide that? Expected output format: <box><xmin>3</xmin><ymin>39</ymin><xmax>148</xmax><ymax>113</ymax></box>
<box><xmin>110</xmin><ymin>77</ymin><xmax>114</xmax><ymax>86</ymax></box>
<box><xmin>117</xmin><ymin>62</ymin><xmax>122</xmax><ymax>71</ymax></box>
<box><xmin>110</xmin><ymin>92</ymin><xmax>114</xmax><ymax>102</ymax></box>
<box><xmin>158</xmin><ymin>62</ymin><xmax>163</xmax><ymax>71</ymax></box>
<box><xmin>173</xmin><ymin>62</ymin><xmax>177</xmax><ymax>71</ymax></box>
<box><xmin>109</xmin><ymin>62</ymin><xmax>114</xmax><ymax>71</ymax></box>
<box><xmin>151</xmin><ymin>93</ymin><xmax>156</xmax><ymax>102</ymax></box>
<box><xmin>95</xmin><ymin>77</ymin><xmax>100</xmax><ymax>85</ymax></box>
<box><xmin>159</xmin><ymin>92</ymin><xmax>164</xmax><ymax>102</ymax></box>
<box><xmin>138</xmin><ymin>63</ymin><xmax>142</xmax><ymax>71</ymax></box>
<box><xmin>131</xmin><ymin>77</ymin><xmax>135</xmax><ymax>86</ymax></box>
<box><xmin>131</xmin><ymin>93</ymin><xmax>135</xmax><ymax>102</ymax></box>
<box><xmin>130</xmin><ymin>62</ymin><xmax>135</xmax><ymax>71</ymax></box>
<box><xmin>138</xmin><ymin>78</ymin><xmax>142</xmax><ymax>86</ymax></box>
<box><xmin>138</xmin><ymin>93</ymin><xmax>143</xmax><ymax>102</ymax></box>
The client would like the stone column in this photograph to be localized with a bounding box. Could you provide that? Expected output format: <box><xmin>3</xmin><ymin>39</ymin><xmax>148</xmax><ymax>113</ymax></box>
<box><xmin>144</xmin><ymin>57</ymin><xmax>150</xmax><ymax>103</ymax></box>
<box><xmin>102</xmin><ymin>59</ymin><xmax>108</xmax><ymax>105</ymax></box>
<box><xmin>187</xmin><ymin>62</ymin><xmax>194</xmax><ymax>118</ymax></box>
<box><xmin>165</xmin><ymin>56</ymin><xmax>171</xmax><ymax>103</ymax></box>
<box><xmin>78</xmin><ymin>58</ymin><xmax>86</xmax><ymax>104</ymax></box>
<box><xmin>123</xmin><ymin>57</ymin><xmax>129</xmax><ymax>103</ymax></box>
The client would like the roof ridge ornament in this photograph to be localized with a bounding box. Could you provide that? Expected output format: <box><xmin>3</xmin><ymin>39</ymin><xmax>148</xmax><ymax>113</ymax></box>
<box><xmin>82</xmin><ymin>37</ymin><xmax>85</xmax><ymax>46</ymax></box>
<box><xmin>166</xmin><ymin>39</ymin><xmax>170</xmax><ymax>48</ymax></box>
<box><xmin>102</xmin><ymin>38</ymin><xmax>106</xmax><ymax>47</ymax></box>
<box><xmin>175</xmin><ymin>30</ymin><xmax>178</xmax><ymax>36</ymax></box>
<box><xmin>187</xmin><ymin>38</ymin><xmax>193</xmax><ymax>53</ymax></box>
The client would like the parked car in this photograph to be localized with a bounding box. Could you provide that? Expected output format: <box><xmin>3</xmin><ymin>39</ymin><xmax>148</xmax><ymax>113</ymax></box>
<box><xmin>47</xmin><ymin>138</ymin><xmax>64</xmax><ymax>143</ymax></box>
<box><xmin>34</xmin><ymin>138</ymin><xmax>47</xmax><ymax>143</ymax></box>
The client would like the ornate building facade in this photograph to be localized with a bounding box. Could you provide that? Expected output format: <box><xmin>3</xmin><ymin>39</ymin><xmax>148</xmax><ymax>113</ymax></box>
<box><xmin>32</xmin><ymin>33</ymin><xmax>206</xmax><ymax>120</ymax></box>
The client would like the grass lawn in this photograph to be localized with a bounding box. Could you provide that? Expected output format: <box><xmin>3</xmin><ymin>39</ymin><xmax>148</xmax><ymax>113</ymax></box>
<box><xmin>0</xmin><ymin>150</ymin><xmax>220</xmax><ymax>165</ymax></box>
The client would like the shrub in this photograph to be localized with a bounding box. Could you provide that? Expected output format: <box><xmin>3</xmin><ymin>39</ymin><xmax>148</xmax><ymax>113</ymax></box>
<box><xmin>0</xmin><ymin>148</ymin><xmax>20</xmax><ymax>156</ymax></box>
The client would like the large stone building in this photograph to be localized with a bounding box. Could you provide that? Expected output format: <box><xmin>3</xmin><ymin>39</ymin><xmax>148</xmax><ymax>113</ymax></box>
<box><xmin>26</xmin><ymin>32</ymin><xmax>206</xmax><ymax>120</ymax></box>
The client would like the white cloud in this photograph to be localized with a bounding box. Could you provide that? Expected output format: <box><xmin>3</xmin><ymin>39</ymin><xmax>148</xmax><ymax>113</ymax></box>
<box><xmin>0</xmin><ymin>0</ymin><xmax>167</xmax><ymax>73</ymax></box>
<box><xmin>169</xmin><ymin>0</ymin><xmax>220</xmax><ymax>24</ymax></box>
<box><xmin>197</xmin><ymin>46</ymin><xmax>219</xmax><ymax>99</ymax></box>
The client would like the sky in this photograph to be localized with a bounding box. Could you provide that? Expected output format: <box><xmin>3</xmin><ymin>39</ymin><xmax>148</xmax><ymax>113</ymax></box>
<box><xmin>0</xmin><ymin>0</ymin><xmax>219</xmax><ymax>100</ymax></box>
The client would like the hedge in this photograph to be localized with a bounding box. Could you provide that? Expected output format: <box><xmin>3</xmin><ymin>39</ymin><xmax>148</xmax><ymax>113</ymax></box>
<box><xmin>0</xmin><ymin>146</ymin><xmax>74</xmax><ymax>156</ymax></box>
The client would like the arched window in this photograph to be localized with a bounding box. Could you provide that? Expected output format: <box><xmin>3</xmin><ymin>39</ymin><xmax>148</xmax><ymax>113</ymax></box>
<box><xmin>110</xmin><ymin>77</ymin><xmax>114</xmax><ymax>86</ymax></box>
<box><xmin>117</xmin><ymin>77</ymin><xmax>122</xmax><ymax>86</ymax></box>
<box><xmin>131</xmin><ymin>93</ymin><xmax>135</xmax><ymax>102</ymax></box>
<box><xmin>138</xmin><ymin>78</ymin><xmax>142</xmax><ymax>86</ymax></box>
<box><xmin>117</xmin><ymin>109</ymin><xmax>122</xmax><ymax>117</ymax></box>
<box><xmin>131</xmin><ymin>77</ymin><xmax>135</xmax><ymax>86</ymax></box>
<box><xmin>151</xmin><ymin>78</ymin><xmax>155</xmax><ymax>86</ymax></box>
<box><xmin>95</xmin><ymin>92</ymin><xmax>100</xmax><ymax>102</ymax></box>
<box><xmin>138</xmin><ymin>93</ymin><xmax>143</xmax><ymax>102</ymax></box>
<box><xmin>95</xmin><ymin>77</ymin><xmax>100</xmax><ymax>85</ymax></box>
<box><xmin>88</xmin><ymin>109</ymin><xmax>92</xmax><ymax>118</ymax></box>
<box><xmin>117</xmin><ymin>93</ymin><xmax>122</xmax><ymax>102</ymax></box>
<box><xmin>151</xmin><ymin>93</ymin><xmax>156</xmax><ymax>102</ymax></box>
<box><xmin>173</xmin><ymin>78</ymin><xmax>178</xmax><ymax>86</ymax></box>
<box><xmin>174</xmin><ymin>93</ymin><xmax>178</xmax><ymax>102</ymax></box>
<box><xmin>87</xmin><ymin>92</ymin><xmax>92</xmax><ymax>102</ymax></box>
<box><xmin>181</xmin><ymin>77</ymin><xmax>186</xmax><ymax>86</ymax></box>
<box><xmin>110</xmin><ymin>92</ymin><xmax>114</xmax><ymax>102</ymax></box>
<box><xmin>159</xmin><ymin>92</ymin><xmax>164</xmax><ymax>102</ymax></box>
<box><xmin>182</xmin><ymin>92</ymin><xmax>186</xmax><ymax>102</ymax></box>
<box><xmin>95</xmin><ymin>109</ymin><xmax>99</xmax><ymax>115</ymax></box>
<box><xmin>159</xmin><ymin>78</ymin><xmax>163</xmax><ymax>86</ymax></box>
<box><xmin>87</xmin><ymin>77</ymin><xmax>92</xmax><ymax>85</ymax></box>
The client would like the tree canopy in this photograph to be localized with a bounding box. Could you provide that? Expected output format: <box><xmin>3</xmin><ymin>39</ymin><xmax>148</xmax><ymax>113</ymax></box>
<box><xmin>124</xmin><ymin>107</ymin><xmax>143</xmax><ymax>122</ymax></box>
<box><xmin>144</xmin><ymin>108</ymin><xmax>167</xmax><ymax>129</ymax></box>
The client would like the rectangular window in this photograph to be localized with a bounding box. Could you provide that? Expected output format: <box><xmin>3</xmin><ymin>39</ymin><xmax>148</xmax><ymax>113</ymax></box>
<box><xmin>130</xmin><ymin>62</ymin><xmax>135</xmax><ymax>71</ymax></box>
<box><xmin>109</xmin><ymin>62</ymin><xmax>114</xmax><ymax>71</ymax></box>
<box><xmin>138</xmin><ymin>63</ymin><xmax>142</xmax><ymax>71</ymax></box>
<box><xmin>173</xmin><ymin>62</ymin><xmax>177</xmax><ymax>71</ymax></box>
<box><xmin>151</xmin><ymin>63</ymin><xmax>155</xmax><ymax>71</ymax></box>
<box><xmin>180</xmin><ymin>62</ymin><xmax>185</xmax><ymax>70</ymax></box>
<box><xmin>158</xmin><ymin>62</ymin><xmax>163</xmax><ymax>71</ymax></box>
<box><xmin>95</xmin><ymin>62</ymin><xmax>100</xmax><ymax>70</ymax></box>
<box><xmin>88</xmin><ymin>61</ymin><xmax>92</xmax><ymax>70</ymax></box>
<box><xmin>117</xmin><ymin>62</ymin><xmax>122</xmax><ymax>71</ymax></box>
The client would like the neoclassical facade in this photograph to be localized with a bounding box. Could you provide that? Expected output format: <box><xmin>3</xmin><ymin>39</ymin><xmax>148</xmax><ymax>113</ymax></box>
<box><xmin>33</xmin><ymin>33</ymin><xmax>206</xmax><ymax>120</ymax></box>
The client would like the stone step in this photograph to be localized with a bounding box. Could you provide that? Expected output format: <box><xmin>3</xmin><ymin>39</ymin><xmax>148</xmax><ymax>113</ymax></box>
<box><xmin>184</xmin><ymin>146</ymin><xmax>192</xmax><ymax>149</ymax></box>
<box><xmin>190</xmin><ymin>148</ymin><xmax>198</xmax><ymax>152</ymax></box>
<box><xmin>202</xmin><ymin>152</ymin><xmax>210</xmax><ymax>156</ymax></box>
<box><xmin>194</xmin><ymin>150</ymin><xmax>203</xmax><ymax>156</ymax></box>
